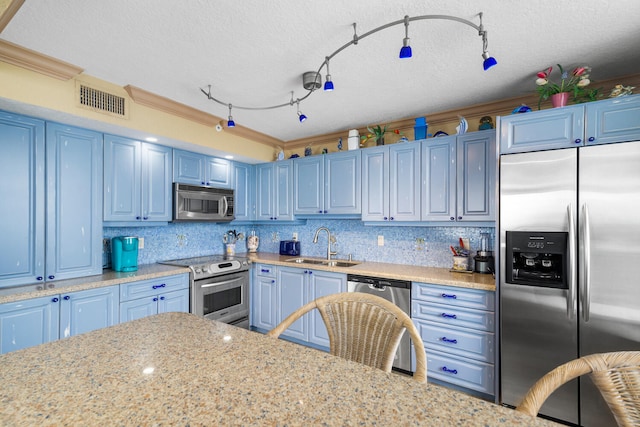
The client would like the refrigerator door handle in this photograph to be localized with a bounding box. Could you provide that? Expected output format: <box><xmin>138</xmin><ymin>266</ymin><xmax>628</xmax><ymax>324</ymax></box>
<box><xmin>567</xmin><ymin>203</ymin><xmax>577</xmax><ymax>319</ymax></box>
<box><xmin>581</xmin><ymin>203</ymin><xmax>592</xmax><ymax>322</ymax></box>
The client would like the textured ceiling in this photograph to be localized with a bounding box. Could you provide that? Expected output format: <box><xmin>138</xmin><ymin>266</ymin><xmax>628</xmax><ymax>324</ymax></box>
<box><xmin>2</xmin><ymin>0</ymin><xmax>640</xmax><ymax>142</ymax></box>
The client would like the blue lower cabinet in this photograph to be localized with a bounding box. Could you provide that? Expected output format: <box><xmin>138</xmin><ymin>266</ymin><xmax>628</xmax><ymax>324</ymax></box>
<box><xmin>0</xmin><ymin>285</ymin><xmax>119</xmax><ymax>354</ymax></box>
<box><xmin>119</xmin><ymin>274</ymin><xmax>190</xmax><ymax>322</ymax></box>
<box><xmin>0</xmin><ymin>295</ymin><xmax>59</xmax><ymax>354</ymax></box>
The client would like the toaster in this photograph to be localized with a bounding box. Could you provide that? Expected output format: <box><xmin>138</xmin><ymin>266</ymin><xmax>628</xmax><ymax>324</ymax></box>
<box><xmin>279</xmin><ymin>240</ymin><xmax>301</xmax><ymax>256</ymax></box>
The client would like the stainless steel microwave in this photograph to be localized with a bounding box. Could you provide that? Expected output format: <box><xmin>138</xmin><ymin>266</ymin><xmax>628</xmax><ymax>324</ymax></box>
<box><xmin>173</xmin><ymin>183</ymin><xmax>234</xmax><ymax>222</ymax></box>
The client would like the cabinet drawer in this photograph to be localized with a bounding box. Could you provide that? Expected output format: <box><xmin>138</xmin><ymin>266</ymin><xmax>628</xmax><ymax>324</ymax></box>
<box><xmin>415</xmin><ymin>319</ymin><xmax>494</xmax><ymax>363</ymax></box>
<box><xmin>412</xmin><ymin>300</ymin><xmax>494</xmax><ymax>332</ymax></box>
<box><xmin>425</xmin><ymin>349</ymin><xmax>495</xmax><ymax>395</ymax></box>
<box><xmin>255</xmin><ymin>263</ymin><xmax>276</xmax><ymax>278</ymax></box>
<box><xmin>120</xmin><ymin>274</ymin><xmax>189</xmax><ymax>301</ymax></box>
<box><xmin>412</xmin><ymin>282</ymin><xmax>494</xmax><ymax>311</ymax></box>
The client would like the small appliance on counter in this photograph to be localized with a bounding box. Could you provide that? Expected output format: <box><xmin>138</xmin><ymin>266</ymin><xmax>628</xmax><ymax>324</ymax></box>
<box><xmin>474</xmin><ymin>233</ymin><xmax>494</xmax><ymax>274</ymax></box>
<box><xmin>279</xmin><ymin>240</ymin><xmax>301</xmax><ymax>256</ymax></box>
<box><xmin>111</xmin><ymin>236</ymin><xmax>139</xmax><ymax>272</ymax></box>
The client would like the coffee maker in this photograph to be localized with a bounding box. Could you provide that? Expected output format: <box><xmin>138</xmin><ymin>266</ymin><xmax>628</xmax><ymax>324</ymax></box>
<box><xmin>111</xmin><ymin>236</ymin><xmax>139</xmax><ymax>272</ymax></box>
<box><xmin>474</xmin><ymin>233</ymin><xmax>494</xmax><ymax>274</ymax></box>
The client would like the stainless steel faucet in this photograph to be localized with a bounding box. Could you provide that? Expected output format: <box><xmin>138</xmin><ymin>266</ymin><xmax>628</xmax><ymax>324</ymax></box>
<box><xmin>313</xmin><ymin>227</ymin><xmax>337</xmax><ymax>261</ymax></box>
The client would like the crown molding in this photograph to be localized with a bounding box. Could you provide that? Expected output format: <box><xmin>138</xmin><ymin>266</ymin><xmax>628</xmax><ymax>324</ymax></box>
<box><xmin>124</xmin><ymin>85</ymin><xmax>284</xmax><ymax>147</ymax></box>
<box><xmin>0</xmin><ymin>0</ymin><xmax>24</xmax><ymax>32</ymax></box>
<box><xmin>0</xmin><ymin>39</ymin><xmax>83</xmax><ymax>80</ymax></box>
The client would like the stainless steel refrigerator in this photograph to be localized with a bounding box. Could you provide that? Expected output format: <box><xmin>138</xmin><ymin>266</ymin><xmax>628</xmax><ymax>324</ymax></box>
<box><xmin>499</xmin><ymin>141</ymin><xmax>640</xmax><ymax>426</ymax></box>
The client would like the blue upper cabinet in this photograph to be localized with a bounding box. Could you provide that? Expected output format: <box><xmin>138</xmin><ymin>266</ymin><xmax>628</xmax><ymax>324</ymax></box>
<box><xmin>256</xmin><ymin>160</ymin><xmax>294</xmax><ymax>221</ymax></box>
<box><xmin>294</xmin><ymin>151</ymin><xmax>361</xmax><ymax>216</ymax></box>
<box><xmin>499</xmin><ymin>94</ymin><xmax>640</xmax><ymax>154</ymax></box>
<box><xmin>0</xmin><ymin>114</ymin><xmax>103</xmax><ymax>287</ymax></box>
<box><xmin>422</xmin><ymin>131</ymin><xmax>496</xmax><ymax>222</ymax></box>
<box><xmin>231</xmin><ymin>161</ymin><xmax>255</xmax><ymax>222</ymax></box>
<box><xmin>362</xmin><ymin>142</ymin><xmax>421</xmax><ymax>221</ymax></box>
<box><xmin>46</xmin><ymin>122</ymin><xmax>103</xmax><ymax>281</ymax></box>
<box><xmin>585</xmin><ymin>95</ymin><xmax>640</xmax><ymax>145</ymax></box>
<box><xmin>499</xmin><ymin>105</ymin><xmax>585</xmax><ymax>154</ymax></box>
<box><xmin>0</xmin><ymin>111</ymin><xmax>45</xmax><ymax>287</ymax></box>
<box><xmin>173</xmin><ymin>149</ymin><xmax>231</xmax><ymax>188</ymax></box>
<box><xmin>104</xmin><ymin>134</ymin><xmax>172</xmax><ymax>223</ymax></box>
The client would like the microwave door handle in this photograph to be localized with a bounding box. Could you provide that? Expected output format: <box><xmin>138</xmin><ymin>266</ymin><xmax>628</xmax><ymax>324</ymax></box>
<box><xmin>222</xmin><ymin>196</ymin><xmax>229</xmax><ymax>216</ymax></box>
<box><xmin>566</xmin><ymin>203</ymin><xmax>577</xmax><ymax>319</ymax></box>
<box><xmin>581</xmin><ymin>203</ymin><xmax>591</xmax><ymax>322</ymax></box>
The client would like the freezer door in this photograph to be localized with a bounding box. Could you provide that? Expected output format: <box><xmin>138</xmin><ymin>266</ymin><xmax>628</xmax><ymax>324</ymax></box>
<box><xmin>499</xmin><ymin>149</ymin><xmax>579</xmax><ymax>424</ymax></box>
<box><xmin>578</xmin><ymin>141</ymin><xmax>640</xmax><ymax>427</ymax></box>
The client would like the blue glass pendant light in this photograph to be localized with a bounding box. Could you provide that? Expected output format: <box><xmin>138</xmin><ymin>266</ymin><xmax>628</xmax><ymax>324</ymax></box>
<box><xmin>296</xmin><ymin>100</ymin><xmax>307</xmax><ymax>123</ymax></box>
<box><xmin>227</xmin><ymin>104</ymin><xmax>235</xmax><ymax>127</ymax></box>
<box><xmin>324</xmin><ymin>57</ymin><xmax>334</xmax><ymax>91</ymax></box>
<box><xmin>482</xmin><ymin>52</ymin><xmax>497</xmax><ymax>70</ymax></box>
<box><xmin>399</xmin><ymin>15</ymin><xmax>412</xmax><ymax>58</ymax></box>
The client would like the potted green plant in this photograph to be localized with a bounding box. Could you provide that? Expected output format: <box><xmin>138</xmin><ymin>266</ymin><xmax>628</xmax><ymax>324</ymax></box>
<box><xmin>360</xmin><ymin>125</ymin><xmax>403</xmax><ymax>146</ymax></box>
<box><xmin>535</xmin><ymin>64</ymin><xmax>592</xmax><ymax>109</ymax></box>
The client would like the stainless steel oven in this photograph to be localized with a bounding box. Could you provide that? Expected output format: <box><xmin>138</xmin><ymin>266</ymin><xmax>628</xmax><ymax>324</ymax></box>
<box><xmin>160</xmin><ymin>255</ymin><xmax>250</xmax><ymax>329</ymax></box>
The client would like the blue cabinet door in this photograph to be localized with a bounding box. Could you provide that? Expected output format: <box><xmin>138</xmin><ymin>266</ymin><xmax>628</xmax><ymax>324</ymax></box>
<box><xmin>255</xmin><ymin>163</ymin><xmax>275</xmax><ymax>221</ymax></box>
<box><xmin>173</xmin><ymin>149</ymin><xmax>205</xmax><ymax>185</ymax></box>
<box><xmin>277</xmin><ymin>267</ymin><xmax>308</xmax><ymax>341</ymax></box>
<box><xmin>421</xmin><ymin>136</ymin><xmax>456</xmax><ymax>221</ymax></box>
<box><xmin>456</xmin><ymin>131</ymin><xmax>496</xmax><ymax>221</ymax></box>
<box><xmin>389</xmin><ymin>141</ymin><xmax>421</xmax><ymax>221</ymax></box>
<box><xmin>361</xmin><ymin>146</ymin><xmax>389</xmax><ymax>221</ymax></box>
<box><xmin>252</xmin><ymin>273</ymin><xmax>278</xmax><ymax>331</ymax></box>
<box><xmin>585</xmin><ymin>95</ymin><xmax>640</xmax><ymax>145</ymax></box>
<box><xmin>308</xmin><ymin>270</ymin><xmax>346</xmax><ymax>348</ymax></box>
<box><xmin>141</xmin><ymin>143</ymin><xmax>172</xmax><ymax>221</ymax></box>
<box><xmin>0</xmin><ymin>295</ymin><xmax>59</xmax><ymax>354</ymax></box>
<box><xmin>205</xmin><ymin>157</ymin><xmax>231</xmax><ymax>188</ymax></box>
<box><xmin>59</xmin><ymin>286</ymin><xmax>119</xmax><ymax>338</ymax></box>
<box><xmin>294</xmin><ymin>156</ymin><xmax>324</xmax><ymax>215</ymax></box>
<box><xmin>0</xmin><ymin>111</ymin><xmax>45</xmax><ymax>287</ymax></box>
<box><xmin>232</xmin><ymin>161</ymin><xmax>255</xmax><ymax>221</ymax></box>
<box><xmin>46</xmin><ymin>123</ymin><xmax>103</xmax><ymax>281</ymax></box>
<box><xmin>325</xmin><ymin>151</ymin><xmax>361</xmax><ymax>214</ymax></box>
<box><xmin>499</xmin><ymin>105</ymin><xmax>585</xmax><ymax>154</ymax></box>
<box><xmin>157</xmin><ymin>288</ymin><xmax>190</xmax><ymax>314</ymax></box>
<box><xmin>119</xmin><ymin>297</ymin><xmax>157</xmax><ymax>322</ymax></box>
<box><xmin>104</xmin><ymin>134</ymin><xmax>141</xmax><ymax>221</ymax></box>
<box><xmin>274</xmin><ymin>161</ymin><xmax>294</xmax><ymax>221</ymax></box>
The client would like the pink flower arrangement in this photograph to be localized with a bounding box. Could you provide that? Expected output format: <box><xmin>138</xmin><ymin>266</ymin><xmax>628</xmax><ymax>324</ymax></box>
<box><xmin>535</xmin><ymin>64</ymin><xmax>592</xmax><ymax>106</ymax></box>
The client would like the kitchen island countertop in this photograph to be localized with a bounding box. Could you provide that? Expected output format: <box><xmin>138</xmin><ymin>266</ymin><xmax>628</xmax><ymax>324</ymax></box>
<box><xmin>0</xmin><ymin>312</ymin><xmax>556</xmax><ymax>426</ymax></box>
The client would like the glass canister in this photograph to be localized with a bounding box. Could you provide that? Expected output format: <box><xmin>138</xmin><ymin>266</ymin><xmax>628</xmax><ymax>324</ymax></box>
<box><xmin>247</xmin><ymin>230</ymin><xmax>259</xmax><ymax>253</ymax></box>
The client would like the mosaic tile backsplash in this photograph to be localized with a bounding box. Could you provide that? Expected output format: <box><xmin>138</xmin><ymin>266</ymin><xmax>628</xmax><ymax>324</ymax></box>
<box><xmin>104</xmin><ymin>220</ymin><xmax>494</xmax><ymax>269</ymax></box>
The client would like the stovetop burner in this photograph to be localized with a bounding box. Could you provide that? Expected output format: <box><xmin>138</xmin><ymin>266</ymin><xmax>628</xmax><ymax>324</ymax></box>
<box><xmin>159</xmin><ymin>254</ymin><xmax>250</xmax><ymax>280</ymax></box>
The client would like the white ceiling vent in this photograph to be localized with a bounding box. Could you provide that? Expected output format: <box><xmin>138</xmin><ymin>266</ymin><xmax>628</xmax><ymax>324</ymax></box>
<box><xmin>76</xmin><ymin>82</ymin><xmax>129</xmax><ymax>119</ymax></box>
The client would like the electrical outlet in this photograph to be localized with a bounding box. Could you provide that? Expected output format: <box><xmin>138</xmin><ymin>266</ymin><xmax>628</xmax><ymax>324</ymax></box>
<box><xmin>176</xmin><ymin>234</ymin><xmax>186</xmax><ymax>247</ymax></box>
<box><xmin>292</xmin><ymin>232</ymin><xmax>298</xmax><ymax>241</ymax></box>
<box><xmin>377</xmin><ymin>235</ymin><xmax>384</xmax><ymax>246</ymax></box>
<box><xmin>138</xmin><ymin>237</ymin><xmax>144</xmax><ymax>249</ymax></box>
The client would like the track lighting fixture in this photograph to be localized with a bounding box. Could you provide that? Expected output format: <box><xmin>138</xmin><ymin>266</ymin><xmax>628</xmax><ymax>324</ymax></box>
<box><xmin>324</xmin><ymin>57</ymin><xmax>334</xmax><ymax>91</ymax></box>
<box><xmin>227</xmin><ymin>104</ymin><xmax>235</xmax><ymax>127</ymax></box>
<box><xmin>296</xmin><ymin>100</ymin><xmax>307</xmax><ymax>123</ymax></box>
<box><xmin>399</xmin><ymin>15</ymin><xmax>412</xmax><ymax>59</ymax></box>
<box><xmin>201</xmin><ymin>12</ymin><xmax>497</xmax><ymax>126</ymax></box>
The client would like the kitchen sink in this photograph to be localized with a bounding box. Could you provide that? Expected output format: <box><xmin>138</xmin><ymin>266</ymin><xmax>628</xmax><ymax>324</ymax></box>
<box><xmin>285</xmin><ymin>258</ymin><xmax>326</xmax><ymax>265</ymax></box>
<box><xmin>284</xmin><ymin>258</ymin><xmax>360</xmax><ymax>267</ymax></box>
<box><xmin>322</xmin><ymin>260</ymin><xmax>360</xmax><ymax>267</ymax></box>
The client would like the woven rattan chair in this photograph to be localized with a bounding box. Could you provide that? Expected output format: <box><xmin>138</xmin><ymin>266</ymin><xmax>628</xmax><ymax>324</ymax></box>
<box><xmin>516</xmin><ymin>351</ymin><xmax>640</xmax><ymax>426</ymax></box>
<box><xmin>267</xmin><ymin>292</ymin><xmax>427</xmax><ymax>382</ymax></box>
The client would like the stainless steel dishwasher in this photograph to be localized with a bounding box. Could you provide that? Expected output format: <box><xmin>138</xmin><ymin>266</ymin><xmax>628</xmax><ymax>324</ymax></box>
<box><xmin>346</xmin><ymin>274</ymin><xmax>412</xmax><ymax>373</ymax></box>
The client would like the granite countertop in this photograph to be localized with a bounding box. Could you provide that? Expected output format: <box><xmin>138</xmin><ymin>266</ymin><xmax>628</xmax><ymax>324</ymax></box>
<box><xmin>249</xmin><ymin>252</ymin><xmax>496</xmax><ymax>291</ymax></box>
<box><xmin>0</xmin><ymin>312</ymin><xmax>557</xmax><ymax>426</ymax></box>
<box><xmin>0</xmin><ymin>264</ymin><xmax>191</xmax><ymax>305</ymax></box>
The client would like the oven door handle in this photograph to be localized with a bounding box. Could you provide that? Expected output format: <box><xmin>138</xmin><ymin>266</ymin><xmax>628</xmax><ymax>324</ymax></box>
<box><xmin>200</xmin><ymin>278</ymin><xmax>240</xmax><ymax>288</ymax></box>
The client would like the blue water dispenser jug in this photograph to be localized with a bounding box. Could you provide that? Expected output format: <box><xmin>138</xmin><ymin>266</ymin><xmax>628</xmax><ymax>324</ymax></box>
<box><xmin>111</xmin><ymin>236</ymin><xmax>139</xmax><ymax>272</ymax></box>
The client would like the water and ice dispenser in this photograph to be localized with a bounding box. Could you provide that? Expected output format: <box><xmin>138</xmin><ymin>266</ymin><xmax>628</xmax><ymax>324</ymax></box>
<box><xmin>505</xmin><ymin>231</ymin><xmax>568</xmax><ymax>288</ymax></box>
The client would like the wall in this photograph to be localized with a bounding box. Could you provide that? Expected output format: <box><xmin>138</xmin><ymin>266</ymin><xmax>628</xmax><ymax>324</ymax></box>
<box><xmin>104</xmin><ymin>219</ymin><xmax>494</xmax><ymax>269</ymax></box>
